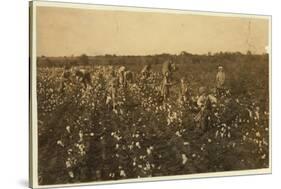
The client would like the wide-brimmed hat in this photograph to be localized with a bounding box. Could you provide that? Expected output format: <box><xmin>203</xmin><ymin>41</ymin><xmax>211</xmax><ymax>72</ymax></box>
<box><xmin>199</xmin><ymin>86</ymin><xmax>207</xmax><ymax>95</ymax></box>
<box><xmin>119</xmin><ymin>66</ymin><xmax>126</xmax><ymax>72</ymax></box>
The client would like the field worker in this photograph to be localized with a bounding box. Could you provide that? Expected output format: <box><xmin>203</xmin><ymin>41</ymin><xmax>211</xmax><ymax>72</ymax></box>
<box><xmin>124</xmin><ymin>70</ymin><xmax>134</xmax><ymax>84</ymax></box>
<box><xmin>105</xmin><ymin>66</ymin><xmax>114</xmax><ymax>80</ymax></box>
<box><xmin>59</xmin><ymin>65</ymin><xmax>72</xmax><ymax>93</ymax></box>
<box><xmin>161</xmin><ymin>72</ymin><xmax>173</xmax><ymax>105</ymax></box>
<box><xmin>75</xmin><ymin>68</ymin><xmax>93</xmax><ymax>89</ymax></box>
<box><xmin>178</xmin><ymin>77</ymin><xmax>189</xmax><ymax>104</ymax></box>
<box><xmin>141</xmin><ymin>64</ymin><xmax>151</xmax><ymax>79</ymax></box>
<box><xmin>107</xmin><ymin>76</ymin><xmax>118</xmax><ymax>112</ymax></box>
<box><xmin>195</xmin><ymin>87</ymin><xmax>217</xmax><ymax>131</ymax></box>
<box><xmin>216</xmin><ymin>66</ymin><xmax>226</xmax><ymax>96</ymax></box>
<box><xmin>162</xmin><ymin>59</ymin><xmax>176</xmax><ymax>78</ymax></box>
<box><xmin>118</xmin><ymin>66</ymin><xmax>126</xmax><ymax>87</ymax></box>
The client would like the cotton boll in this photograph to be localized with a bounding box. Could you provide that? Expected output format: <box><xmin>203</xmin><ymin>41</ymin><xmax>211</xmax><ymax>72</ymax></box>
<box><xmin>256</xmin><ymin>132</ymin><xmax>261</xmax><ymax>137</ymax></box>
<box><xmin>146</xmin><ymin>148</ymin><xmax>151</xmax><ymax>155</ymax></box>
<box><xmin>136</xmin><ymin>142</ymin><xmax>141</xmax><ymax>149</ymax></box>
<box><xmin>79</xmin><ymin>130</ymin><xmax>83</xmax><ymax>142</ymax></box>
<box><xmin>57</xmin><ymin>140</ymin><xmax>64</xmax><ymax>147</ymax></box>
<box><xmin>182</xmin><ymin>154</ymin><xmax>188</xmax><ymax>165</ymax></box>
<box><xmin>68</xmin><ymin>171</ymin><xmax>74</xmax><ymax>178</ymax></box>
<box><xmin>65</xmin><ymin>160</ymin><xmax>72</xmax><ymax>168</ymax></box>
<box><xmin>66</xmin><ymin>126</ymin><xmax>71</xmax><ymax>133</ymax></box>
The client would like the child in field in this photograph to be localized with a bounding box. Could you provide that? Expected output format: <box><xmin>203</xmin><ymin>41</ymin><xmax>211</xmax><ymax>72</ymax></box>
<box><xmin>59</xmin><ymin>65</ymin><xmax>72</xmax><ymax>93</ymax></box>
<box><xmin>195</xmin><ymin>87</ymin><xmax>217</xmax><ymax>131</ymax></box>
<box><xmin>106</xmin><ymin>73</ymin><xmax>118</xmax><ymax>112</ymax></box>
<box><xmin>161</xmin><ymin>72</ymin><xmax>173</xmax><ymax>106</ymax></box>
<box><xmin>118</xmin><ymin>66</ymin><xmax>126</xmax><ymax>87</ymax></box>
<box><xmin>178</xmin><ymin>77</ymin><xmax>189</xmax><ymax>104</ymax></box>
<box><xmin>216</xmin><ymin>66</ymin><xmax>226</xmax><ymax>96</ymax></box>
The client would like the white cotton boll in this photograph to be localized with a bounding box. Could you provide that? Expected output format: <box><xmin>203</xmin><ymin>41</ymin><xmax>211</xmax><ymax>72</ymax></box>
<box><xmin>208</xmin><ymin>138</ymin><xmax>212</xmax><ymax>143</ymax></box>
<box><xmin>67</xmin><ymin>149</ymin><xmax>73</xmax><ymax>155</ymax></box>
<box><xmin>227</xmin><ymin>132</ymin><xmax>231</xmax><ymax>138</ymax></box>
<box><xmin>256</xmin><ymin>132</ymin><xmax>261</xmax><ymax>137</ymax></box>
<box><xmin>146</xmin><ymin>162</ymin><xmax>151</xmax><ymax>170</ymax></box>
<box><xmin>65</xmin><ymin>160</ymin><xmax>72</xmax><ymax>168</ymax></box>
<box><xmin>175</xmin><ymin>131</ymin><xmax>182</xmax><ymax>137</ymax></box>
<box><xmin>106</xmin><ymin>96</ymin><xmax>111</xmax><ymax>104</ymax></box>
<box><xmin>90</xmin><ymin>133</ymin><xmax>94</xmax><ymax>136</ymax></box>
<box><xmin>79</xmin><ymin>130</ymin><xmax>83</xmax><ymax>142</ymax></box>
<box><xmin>57</xmin><ymin>140</ymin><xmax>64</xmax><ymax>147</ymax></box>
<box><xmin>182</xmin><ymin>154</ymin><xmax>188</xmax><ymax>165</ymax></box>
<box><xmin>68</xmin><ymin>171</ymin><xmax>74</xmax><ymax>178</ymax></box>
<box><xmin>136</xmin><ymin>142</ymin><xmax>141</xmax><ymax>149</ymax></box>
<box><xmin>66</xmin><ymin>126</ymin><xmax>71</xmax><ymax>133</ymax></box>
<box><xmin>167</xmin><ymin>118</ymin><xmax>171</xmax><ymax>126</ymax></box>
<box><xmin>215</xmin><ymin>130</ymin><xmax>219</xmax><ymax>138</ymax></box>
<box><xmin>146</xmin><ymin>148</ymin><xmax>151</xmax><ymax>155</ymax></box>
<box><xmin>184</xmin><ymin>142</ymin><xmax>189</xmax><ymax>145</ymax></box>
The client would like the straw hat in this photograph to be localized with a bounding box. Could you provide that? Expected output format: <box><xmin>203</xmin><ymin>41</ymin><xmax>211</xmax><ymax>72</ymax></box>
<box><xmin>199</xmin><ymin>86</ymin><xmax>207</xmax><ymax>95</ymax></box>
<box><xmin>118</xmin><ymin>66</ymin><xmax>126</xmax><ymax>72</ymax></box>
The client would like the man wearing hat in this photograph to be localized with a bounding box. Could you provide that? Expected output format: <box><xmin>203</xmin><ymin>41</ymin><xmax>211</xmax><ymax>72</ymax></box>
<box><xmin>216</xmin><ymin>66</ymin><xmax>226</xmax><ymax>96</ymax></box>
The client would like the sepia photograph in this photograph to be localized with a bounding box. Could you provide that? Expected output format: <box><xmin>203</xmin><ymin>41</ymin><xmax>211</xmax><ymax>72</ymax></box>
<box><xmin>29</xmin><ymin>1</ymin><xmax>271</xmax><ymax>188</ymax></box>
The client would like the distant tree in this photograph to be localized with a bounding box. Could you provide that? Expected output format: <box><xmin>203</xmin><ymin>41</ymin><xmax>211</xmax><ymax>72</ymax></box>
<box><xmin>79</xmin><ymin>54</ymin><xmax>89</xmax><ymax>65</ymax></box>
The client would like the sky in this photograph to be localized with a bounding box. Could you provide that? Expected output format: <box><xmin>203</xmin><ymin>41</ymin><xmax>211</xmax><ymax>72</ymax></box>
<box><xmin>36</xmin><ymin>6</ymin><xmax>269</xmax><ymax>56</ymax></box>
